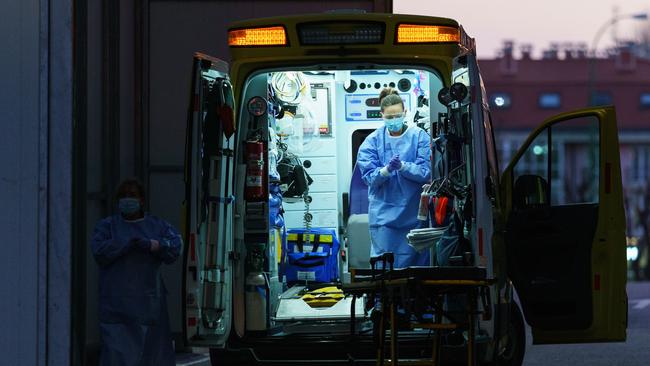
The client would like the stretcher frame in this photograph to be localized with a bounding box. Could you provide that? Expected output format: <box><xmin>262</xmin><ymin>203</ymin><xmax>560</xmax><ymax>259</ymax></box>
<box><xmin>343</xmin><ymin>265</ymin><xmax>494</xmax><ymax>366</ymax></box>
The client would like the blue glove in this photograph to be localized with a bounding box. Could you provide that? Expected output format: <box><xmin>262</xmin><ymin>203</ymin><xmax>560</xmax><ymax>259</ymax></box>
<box><xmin>132</xmin><ymin>238</ymin><xmax>152</xmax><ymax>251</ymax></box>
<box><xmin>387</xmin><ymin>155</ymin><xmax>402</xmax><ymax>172</ymax></box>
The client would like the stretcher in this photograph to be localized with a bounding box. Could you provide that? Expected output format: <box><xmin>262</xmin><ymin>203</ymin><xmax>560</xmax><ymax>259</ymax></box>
<box><xmin>342</xmin><ymin>253</ymin><xmax>494</xmax><ymax>366</ymax></box>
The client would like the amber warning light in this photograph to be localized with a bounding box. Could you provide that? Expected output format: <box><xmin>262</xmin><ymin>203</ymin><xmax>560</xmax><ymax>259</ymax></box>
<box><xmin>228</xmin><ymin>26</ymin><xmax>287</xmax><ymax>47</ymax></box>
<box><xmin>396</xmin><ymin>24</ymin><xmax>460</xmax><ymax>44</ymax></box>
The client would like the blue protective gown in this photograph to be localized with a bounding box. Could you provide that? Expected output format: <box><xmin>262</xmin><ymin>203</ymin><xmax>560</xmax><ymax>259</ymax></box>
<box><xmin>357</xmin><ymin>125</ymin><xmax>432</xmax><ymax>268</ymax></box>
<box><xmin>91</xmin><ymin>214</ymin><xmax>182</xmax><ymax>366</ymax></box>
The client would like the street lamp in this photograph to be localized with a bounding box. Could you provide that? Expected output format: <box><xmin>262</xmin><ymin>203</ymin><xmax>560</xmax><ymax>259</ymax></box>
<box><xmin>591</xmin><ymin>12</ymin><xmax>648</xmax><ymax>58</ymax></box>
<box><xmin>588</xmin><ymin>12</ymin><xmax>648</xmax><ymax>104</ymax></box>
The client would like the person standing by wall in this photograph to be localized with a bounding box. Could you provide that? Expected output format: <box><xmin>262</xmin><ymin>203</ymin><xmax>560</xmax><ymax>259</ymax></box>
<box><xmin>91</xmin><ymin>179</ymin><xmax>182</xmax><ymax>366</ymax></box>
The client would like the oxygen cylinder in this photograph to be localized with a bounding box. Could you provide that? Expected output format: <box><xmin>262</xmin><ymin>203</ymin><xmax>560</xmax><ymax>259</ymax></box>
<box><xmin>245</xmin><ymin>244</ymin><xmax>268</xmax><ymax>332</ymax></box>
<box><xmin>245</xmin><ymin>271</ymin><xmax>268</xmax><ymax>332</ymax></box>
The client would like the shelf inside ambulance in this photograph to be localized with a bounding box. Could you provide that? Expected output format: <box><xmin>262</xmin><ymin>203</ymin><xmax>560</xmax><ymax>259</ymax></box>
<box><xmin>273</xmin><ymin>285</ymin><xmax>366</xmax><ymax>322</ymax></box>
<box><xmin>270</xmin><ymin>284</ymin><xmax>369</xmax><ymax>335</ymax></box>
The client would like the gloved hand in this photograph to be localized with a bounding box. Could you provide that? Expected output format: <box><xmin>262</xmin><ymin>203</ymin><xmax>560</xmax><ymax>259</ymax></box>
<box><xmin>387</xmin><ymin>155</ymin><xmax>402</xmax><ymax>172</ymax></box>
<box><xmin>132</xmin><ymin>238</ymin><xmax>152</xmax><ymax>251</ymax></box>
<box><xmin>150</xmin><ymin>239</ymin><xmax>161</xmax><ymax>253</ymax></box>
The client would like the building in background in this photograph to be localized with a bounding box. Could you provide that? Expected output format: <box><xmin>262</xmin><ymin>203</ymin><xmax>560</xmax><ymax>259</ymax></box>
<box><xmin>480</xmin><ymin>41</ymin><xmax>650</xmax><ymax>279</ymax></box>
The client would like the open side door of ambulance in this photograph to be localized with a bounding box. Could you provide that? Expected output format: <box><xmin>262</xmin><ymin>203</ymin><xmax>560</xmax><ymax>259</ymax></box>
<box><xmin>501</xmin><ymin>106</ymin><xmax>627</xmax><ymax>344</ymax></box>
<box><xmin>182</xmin><ymin>53</ymin><xmax>236</xmax><ymax>347</ymax></box>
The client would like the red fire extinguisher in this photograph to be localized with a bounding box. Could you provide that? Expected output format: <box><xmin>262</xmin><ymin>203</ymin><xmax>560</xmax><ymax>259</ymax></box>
<box><xmin>245</xmin><ymin>139</ymin><xmax>267</xmax><ymax>201</ymax></box>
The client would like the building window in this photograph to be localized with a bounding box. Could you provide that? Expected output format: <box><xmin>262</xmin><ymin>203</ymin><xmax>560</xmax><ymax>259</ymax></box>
<box><xmin>640</xmin><ymin>93</ymin><xmax>650</xmax><ymax>109</ymax></box>
<box><xmin>631</xmin><ymin>145</ymin><xmax>650</xmax><ymax>182</ymax></box>
<box><xmin>538</xmin><ymin>93</ymin><xmax>561</xmax><ymax>109</ymax></box>
<box><xmin>590</xmin><ymin>91</ymin><xmax>612</xmax><ymax>106</ymax></box>
<box><xmin>490</xmin><ymin>93</ymin><xmax>511</xmax><ymax>109</ymax></box>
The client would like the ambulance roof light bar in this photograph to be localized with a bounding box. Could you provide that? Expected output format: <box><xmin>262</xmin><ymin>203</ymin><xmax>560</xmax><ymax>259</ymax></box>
<box><xmin>396</xmin><ymin>24</ymin><xmax>460</xmax><ymax>44</ymax></box>
<box><xmin>298</xmin><ymin>22</ymin><xmax>385</xmax><ymax>45</ymax></box>
<box><xmin>228</xmin><ymin>26</ymin><xmax>288</xmax><ymax>47</ymax></box>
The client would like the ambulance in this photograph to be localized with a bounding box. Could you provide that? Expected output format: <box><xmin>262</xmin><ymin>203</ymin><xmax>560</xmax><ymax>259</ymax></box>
<box><xmin>181</xmin><ymin>12</ymin><xmax>627</xmax><ymax>365</ymax></box>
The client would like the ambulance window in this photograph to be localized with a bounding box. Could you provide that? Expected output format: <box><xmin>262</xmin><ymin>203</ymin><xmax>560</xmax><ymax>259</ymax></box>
<box><xmin>549</xmin><ymin>116</ymin><xmax>599</xmax><ymax>205</ymax></box>
<box><xmin>513</xmin><ymin>131</ymin><xmax>549</xmax><ymax>188</ymax></box>
<box><xmin>513</xmin><ymin>116</ymin><xmax>600</xmax><ymax>207</ymax></box>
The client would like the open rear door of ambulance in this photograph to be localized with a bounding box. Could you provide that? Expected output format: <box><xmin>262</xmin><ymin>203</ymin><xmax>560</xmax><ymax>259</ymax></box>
<box><xmin>182</xmin><ymin>53</ymin><xmax>237</xmax><ymax>347</ymax></box>
<box><xmin>452</xmin><ymin>52</ymin><xmax>499</xmax><ymax>271</ymax></box>
<box><xmin>501</xmin><ymin>106</ymin><xmax>627</xmax><ymax>344</ymax></box>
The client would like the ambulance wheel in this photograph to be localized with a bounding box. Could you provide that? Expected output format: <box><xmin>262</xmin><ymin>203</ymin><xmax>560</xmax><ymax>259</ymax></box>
<box><xmin>491</xmin><ymin>303</ymin><xmax>525</xmax><ymax>366</ymax></box>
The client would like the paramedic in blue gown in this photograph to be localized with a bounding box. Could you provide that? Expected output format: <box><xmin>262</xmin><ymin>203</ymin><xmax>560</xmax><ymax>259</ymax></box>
<box><xmin>357</xmin><ymin>88</ymin><xmax>432</xmax><ymax>268</ymax></box>
<box><xmin>91</xmin><ymin>179</ymin><xmax>182</xmax><ymax>366</ymax></box>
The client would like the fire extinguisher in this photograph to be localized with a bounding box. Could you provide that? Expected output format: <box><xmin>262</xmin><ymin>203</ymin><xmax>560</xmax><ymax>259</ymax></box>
<box><xmin>245</xmin><ymin>139</ymin><xmax>267</xmax><ymax>201</ymax></box>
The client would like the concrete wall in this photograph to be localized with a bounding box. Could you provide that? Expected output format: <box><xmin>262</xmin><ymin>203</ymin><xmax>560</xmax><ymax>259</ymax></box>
<box><xmin>0</xmin><ymin>1</ymin><xmax>43</xmax><ymax>364</ymax></box>
<box><xmin>0</xmin><ymin>0</ymin><xmax>73</xmax><ymax>365</ymax></box>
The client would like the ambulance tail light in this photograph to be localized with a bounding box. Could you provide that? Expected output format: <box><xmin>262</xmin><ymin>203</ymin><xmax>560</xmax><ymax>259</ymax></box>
<box><xmin>228</xmin><ymin>26</ymin><xmax>287</xmax><ymax>47</ymax></box>
<box><xmin>396</xmin><ymin>24</ymin><xmax>460</xmax><ymax>44</ymax></box>
<box><xmin>298</xmin><ymin>22</ymin><xmax>385</xmax><ymax>45</ymax></box>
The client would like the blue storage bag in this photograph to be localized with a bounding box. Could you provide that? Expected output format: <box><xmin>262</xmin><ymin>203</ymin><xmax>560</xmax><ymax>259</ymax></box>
<box><xmin>283</xmin><ymin>228</ymin><xmax>339</xmax><ymax>284</ymax></box>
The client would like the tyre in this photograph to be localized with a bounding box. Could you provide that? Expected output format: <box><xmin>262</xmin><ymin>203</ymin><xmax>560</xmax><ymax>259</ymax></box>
<box><xmin>492</xmin><ymin>303</ymin><xmax>525</xmax><ymax>366</ymax></box>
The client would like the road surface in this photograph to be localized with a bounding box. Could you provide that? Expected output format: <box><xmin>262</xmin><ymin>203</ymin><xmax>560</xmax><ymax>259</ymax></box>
<box><xmin>523</xmin><ymin>281</ymin><xmax>650</xmax><ymax>366</ymax></box>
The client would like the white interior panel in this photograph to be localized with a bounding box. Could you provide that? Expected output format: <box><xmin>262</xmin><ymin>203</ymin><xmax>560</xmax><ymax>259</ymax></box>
<box><xmin>301</xmin><ymin>138</ymin><xmax>338</xmax><ymax>157</ymax></box>
<box><xmin>284</xmin><ymin>210</ymin><xmax>339</xmax><ymax>230</ymax></box>
<box><xmin>307</xmin><ymin>175</ymin><xmax>338</xmax><ymax>193</ymax></box>
<box><xmin>284</xmin><ymin>192</ymin><xmax>338</xmax><ymax>211</ymax></box>
<box><xmin>303</xmin><ymin>157</ymin><xmax>338</xmax><ymax>175</ymax></box>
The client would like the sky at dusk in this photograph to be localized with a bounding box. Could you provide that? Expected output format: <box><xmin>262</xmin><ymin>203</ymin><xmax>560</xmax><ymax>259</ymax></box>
<box><xmin>394</xmin><ymin>0</ymin><xmax>650</xmax><ymax>59</ymax></box>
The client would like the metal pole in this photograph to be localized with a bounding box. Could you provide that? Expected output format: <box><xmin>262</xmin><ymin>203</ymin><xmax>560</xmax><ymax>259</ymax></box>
<box><xmin>588</xmin><ymin>13</ymin><xmax>648</xmax><ymax>105</ymax></box>
<box><xmin>588</xmin><ymin>18</ymin><xmax>615</xmax><ymax>106</ymax></box>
